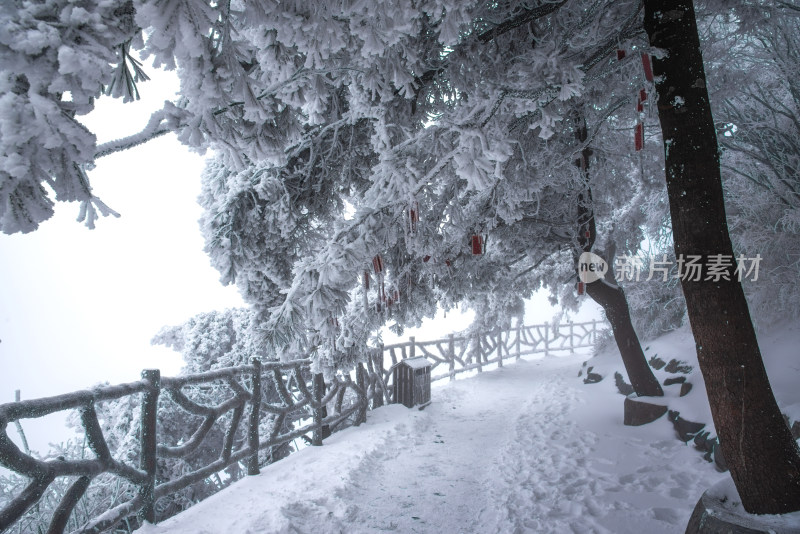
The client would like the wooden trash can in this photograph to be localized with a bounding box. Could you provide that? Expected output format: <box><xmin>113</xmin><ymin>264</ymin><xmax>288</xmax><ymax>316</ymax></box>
<box><xmin>392</xmin><ymin>357</ymin><xmax>432</xmax><ymax>408</ymax></box>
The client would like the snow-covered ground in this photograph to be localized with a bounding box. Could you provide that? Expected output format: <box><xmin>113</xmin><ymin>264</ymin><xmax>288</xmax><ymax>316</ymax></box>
<box><xmin>137</xmin><ymin>322</ymin><xmax>800</xmax><ymax>534</ymax></box>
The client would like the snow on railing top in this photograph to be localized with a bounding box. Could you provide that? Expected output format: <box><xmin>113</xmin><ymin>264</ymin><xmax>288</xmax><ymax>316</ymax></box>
<box><xmin>0</xmin><ymin>320</ymin><xmax>600</xmax><ymax>534</ymax></box>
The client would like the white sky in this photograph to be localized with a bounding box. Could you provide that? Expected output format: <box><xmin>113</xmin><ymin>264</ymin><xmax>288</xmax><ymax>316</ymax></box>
<box><xmin>0</xmin><ymin>130</ymin><xmax>246</xmax><ymax>395</ymax></box>
<box><xmin>0</xmin><ymin>71</ymin><xmax>246</xmax><ymax>449</ymax></box>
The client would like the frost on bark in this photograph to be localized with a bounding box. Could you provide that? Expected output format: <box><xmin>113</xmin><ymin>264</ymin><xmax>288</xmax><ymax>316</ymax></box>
<box><xmin>643</xmin><ymin>0</ymin><xmax>800</xmax><ymax>514</ymax></box>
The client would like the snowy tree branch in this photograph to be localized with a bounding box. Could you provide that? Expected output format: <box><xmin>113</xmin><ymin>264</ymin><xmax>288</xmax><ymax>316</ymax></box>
<box><xmin>477</xmin><ymin>1</ymin><xmax>569</xmax><ymax>43</ymax></box>
<box><xmin>94</xmin><ymin>108</ymin><xmax>175</xmax><ymax>159</ymax></box>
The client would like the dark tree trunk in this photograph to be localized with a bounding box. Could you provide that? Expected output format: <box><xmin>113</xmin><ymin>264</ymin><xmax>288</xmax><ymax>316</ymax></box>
<box><xmin>584</xmin><ymin>281</ymin><xmax>663</xmax><ymax>397</ymax></box>
<box><xmin>643</xmin><ymin>0</ymin><xmax>800</xmax><ymax>514</ymax></box>
<box><xmin>574</xmin><ymin>114</ymin><xmax>664</xmax><ymax>398</ymax></box>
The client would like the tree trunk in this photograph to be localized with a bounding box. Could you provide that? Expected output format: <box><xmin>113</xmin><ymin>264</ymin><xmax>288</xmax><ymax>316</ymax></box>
<box><xmin>643</xmin><ymin>0</ymin><xmax>800</xmax><ymax>514</ymax></box>
<box><xmin>584</xmin><ymin>281</ymin><xmax>663</xmax><ymax>397</ymax></box>
<box><xmin>574</xmin><ymin>113</ymin><xmax>664</xmax><ymax>398</ymax></box>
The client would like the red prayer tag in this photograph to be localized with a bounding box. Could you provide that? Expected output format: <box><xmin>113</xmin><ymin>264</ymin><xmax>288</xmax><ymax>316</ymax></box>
<box><xmin>641</xmin><ymin>53</ymin><xmax>654</xmax><ymax>82</ymax></box>
<box><xmin>635</xmin><ymin>123</ymin><xmax>644</xmax><ymax>151</ymax></box>
<box><xmin>472</xmin><ymin>235</ymin><xmax>483</xmax><ymax>255</ymax></box>
<box><xmin>372</xmin><ymin>255</ymin><xmax>384</xmax><ymax>273</ymax></box>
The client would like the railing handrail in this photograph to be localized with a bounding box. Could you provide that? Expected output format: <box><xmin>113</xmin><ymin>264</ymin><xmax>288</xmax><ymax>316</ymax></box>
<box><xmin>0</xmin><ymin>380</ymin><xmax>152</xmax><ymax>421</ymax></box>
<box><xmin>380</xmin><ymin>319</ymin><xmax>598</xmax><ymax>352</ymax></box>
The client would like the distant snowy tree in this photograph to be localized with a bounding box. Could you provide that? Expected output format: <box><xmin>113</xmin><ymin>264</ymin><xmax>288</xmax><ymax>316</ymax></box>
<box><xmin>152</xmin><ymin>307</ymin><xmax>265</xmax><ymax>370</ymax></box>
<box><xmin>712</xmin><ymin>12</ymin><xmax>800</xmax><ymax>321</ymax></box>
<box><xmin>151</xmin><ymin>306</ymin><xmax>294</xmax><ymax>456</ymax></box>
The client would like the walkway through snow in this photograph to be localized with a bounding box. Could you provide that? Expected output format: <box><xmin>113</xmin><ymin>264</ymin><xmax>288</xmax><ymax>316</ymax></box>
<box><xmin>139</xmin><ymin>353</ymin><xmax>726</xmax><ymax>534</ymax></box>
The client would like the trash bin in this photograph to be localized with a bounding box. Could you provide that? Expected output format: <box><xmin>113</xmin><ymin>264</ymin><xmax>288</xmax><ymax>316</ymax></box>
<box><xmin>392</xmin><ymin>357</ymin><xmax>432</xmax><ymax>408</ymax></box>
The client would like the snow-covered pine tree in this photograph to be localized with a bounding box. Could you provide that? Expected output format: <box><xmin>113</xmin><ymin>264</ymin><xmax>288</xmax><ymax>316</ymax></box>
<box><xmin>5</xmin><ymin>0</ymin><xmax>662</xmax><ymax>373</ymax></box>
<box><xmin>185</xmin><ymin>0</ymin><xmax>668</xmax><ymax>376</ymax></box>
<box><xmin>710</xmin><ymin>8</ymin><xmax>800</xmax><ymax>321</ymax></box>
<box><xmin>0</xmin><ymin>0</ymin><xmax>143</xmax><ymax>233</ymax></box>
<box><xmin>151</xmin><ymin>307</ymin><xmax>295</xmax><ymax>468</ymax></box>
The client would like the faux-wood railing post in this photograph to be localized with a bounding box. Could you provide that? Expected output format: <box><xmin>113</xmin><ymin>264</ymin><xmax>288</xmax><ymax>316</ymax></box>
<box><xmin>312</xmin><ymin>373</ymin><xmax>325</xmax><ymax>446</ymax></box>
<box><xmin>370</xmin><ymin>351</ymin><xmax>384</xmax><ymax>408</ymax></box>
<box><xmin>448</xmin><ymin>334</ymin><xmax>455</xmax><ymax>381</ymax></box>
<box><xmin>247</xmin><ymin>358</ymin><xmax>262</xmax><ymax>476</ymax></box>
<box><xmin>569</xmin><ymin>321</ymin><xmax>575</xmax><ymax>354</ymax></box>
<box><xmin>496</xmin><ymin>330</ymin><xmax>503</xmax><ymax>367</ymax></box>
<box><xmin>378</xmin><ymin>344</ymin><xmax>391</xmax><ymax>404</ymax></box>
<box><xmin>356</xmin><ymin>363</ymin><xmax>367</xmax><ymax>426</ymax></box>
<box><xmin>516</xmin><ymin>323</ymin><xmax>522</xmax><ymax>360</ymax></box>
<box><xmin>139</xmin><ymin>369</ymin><xmax>160</xmax><ymax>525</ymax></box>
<box><xmin>475</xmin><ymin>333</ymin><xmax>483</xmax><ymax>372</ymax></box>
<box><xmin>543</xmin><ymin>322</ymin><xmax>550</xmax><ymax>356</ymax></box>
<box><xmin>409</xmin><ymin>336</ymin><xmax>416</xmax><ymax>359</ymax></box>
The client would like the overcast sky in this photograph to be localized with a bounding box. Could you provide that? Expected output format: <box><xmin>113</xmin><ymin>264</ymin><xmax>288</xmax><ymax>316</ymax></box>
<box><xmin>0</xmin><ymin>72</ymin><xmax>250</xmax><ymax>450</ymax></box>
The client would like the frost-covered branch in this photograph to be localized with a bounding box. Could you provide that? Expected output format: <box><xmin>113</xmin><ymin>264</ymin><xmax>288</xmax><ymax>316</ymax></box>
<box><xmin>94</xmin><ymin>107</ymin><xmax>177</xmax><ymax>159</ymax></box>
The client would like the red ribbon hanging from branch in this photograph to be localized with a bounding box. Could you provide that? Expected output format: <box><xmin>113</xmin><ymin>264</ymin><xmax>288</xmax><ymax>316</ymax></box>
<box><xmin>641</xmin><ymin>52</ymin><xmax>654</xmax><ymax>82</ymax></box>
<box><xmin>472</xmin><ymin>235</ymin><xmax>483</xmax><ymax>255</ymax></box>
<box><xmin>409</xmin><ymin>205</ymin><xmax>419</xmax><ymax>234</ymax></box>
<box><xmin>635</xmin><ymin>123</ymin><xmax>644</xmax><ymax>151</ymax></box>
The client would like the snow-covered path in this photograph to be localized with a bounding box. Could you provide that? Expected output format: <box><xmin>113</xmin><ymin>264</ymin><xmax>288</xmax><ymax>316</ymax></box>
<box><xmin>139</xmin><ymin>352</ymin><xmax>726</xmax><ymax>534</ymax></box>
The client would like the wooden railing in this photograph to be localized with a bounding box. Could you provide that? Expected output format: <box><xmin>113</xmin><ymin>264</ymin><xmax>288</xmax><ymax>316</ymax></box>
<box><xmin>380</xmin><ymin>320</ymin><xmax>599</xmax><ymax>384</ymax></box>
<box><xmin>0</xmin><ymin>320</ymin><xmax>599</xmax><ymax>534</ymax></box>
